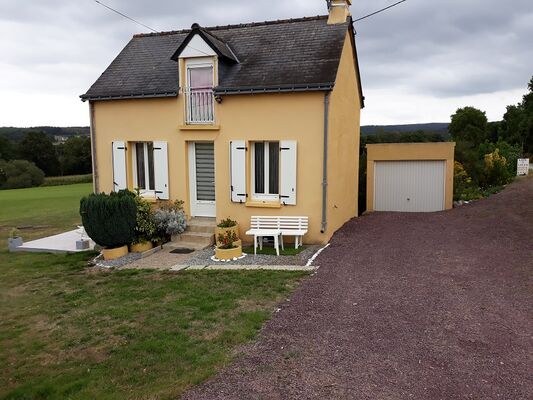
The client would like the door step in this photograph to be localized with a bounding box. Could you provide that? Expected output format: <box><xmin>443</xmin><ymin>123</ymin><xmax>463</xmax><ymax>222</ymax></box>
<box><xmin>166</xmin><ymin>241</ymin><xmax>212</xmax><ymax>251</ymax></box>
<box><xmin>170</xmin><ymin>217</ymin><xmax>216</xmax><ymax>250</ymax></box>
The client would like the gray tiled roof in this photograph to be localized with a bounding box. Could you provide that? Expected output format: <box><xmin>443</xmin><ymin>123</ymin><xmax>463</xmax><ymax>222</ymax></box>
<box><xmin>81</xmin><ymin>16</ymin><xmax>354</xmax><ymax>101</ymax></box>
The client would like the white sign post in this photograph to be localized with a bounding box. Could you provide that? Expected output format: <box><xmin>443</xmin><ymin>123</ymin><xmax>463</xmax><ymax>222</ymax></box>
<box><xmin>517</xmin><ymin>158</ymin><xmax>529</xmax><ymax>176</ymax></box>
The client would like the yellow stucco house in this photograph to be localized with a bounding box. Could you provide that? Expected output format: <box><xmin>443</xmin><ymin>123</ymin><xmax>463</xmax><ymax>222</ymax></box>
<box><xmin>81</xmin><ymin>0</ymin><xmax>364</xmax><ymax>245</ymax></box>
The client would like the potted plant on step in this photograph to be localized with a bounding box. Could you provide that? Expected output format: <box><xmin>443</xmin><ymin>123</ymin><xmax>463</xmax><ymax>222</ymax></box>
<box><xmin>216</xmin><ymin>217</ymin><xmax>239</xmax><ymax>246</ymax></box>
<box><xmin>130</xmin><ymin>193</ymin><xmax>156</xmax><ymax>253</ymax></box>
<box><xmin>80</xmin><ymin>190</ymin><xmax>137</xmax><ymax>260</ymax></box>
<box><xmin>8</xmin><ymin>228</ymin><xmax>23</xmax><ymax>250</ymax></box>
<box><xmin>215</xmin><ymin>230</ymin><xmax>243</xmax><ymax>261</ymax></box>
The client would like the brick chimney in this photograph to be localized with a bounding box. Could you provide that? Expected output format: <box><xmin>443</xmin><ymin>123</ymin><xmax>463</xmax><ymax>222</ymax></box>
<box><xmin>327</xmin><ymin>0</ymin><xmax>352</xmax><ymax>24</ymax></box>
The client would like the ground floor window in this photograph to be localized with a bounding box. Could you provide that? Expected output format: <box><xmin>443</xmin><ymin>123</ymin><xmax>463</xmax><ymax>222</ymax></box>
<box><xmin>251</xmin><ymin>141</ymin><xmax>279</xmax><ymax>201</ymax></box>
<box><xmin>133</xmin><ymin>142</ymin><xmax>155</xmax><ymax>193</ymax></box>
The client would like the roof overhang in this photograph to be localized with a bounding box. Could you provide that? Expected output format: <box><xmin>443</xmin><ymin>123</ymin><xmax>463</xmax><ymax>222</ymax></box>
<box><xmin>80</xmin><ymin>92</ymin><xmax>178</xmax><ymax>102</ymax></box>
<box><xmin>214</xmin><ymin>83</ymin><xmax>334</xmax><ymax>95</ymax></box>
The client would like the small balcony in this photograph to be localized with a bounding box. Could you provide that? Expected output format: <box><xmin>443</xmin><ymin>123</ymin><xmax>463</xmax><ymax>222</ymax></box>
<box><xmin>185</xmin><ymin>87</ymin><xmax>215</xmax><ymax>124</ymax></box>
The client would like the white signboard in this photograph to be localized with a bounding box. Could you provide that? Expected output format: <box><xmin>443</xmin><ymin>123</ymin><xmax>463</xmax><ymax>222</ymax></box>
<box><xmin>517</xmin><ymin>158</ymin><xmax>529</xmax><ymax>176</ymax></box>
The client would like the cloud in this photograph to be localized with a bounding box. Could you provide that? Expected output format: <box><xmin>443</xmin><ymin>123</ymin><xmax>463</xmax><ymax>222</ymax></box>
<box><xmin>0</xmin><ymin>0</ymin><xmax>531</xmax><ymax>126</ymax></box>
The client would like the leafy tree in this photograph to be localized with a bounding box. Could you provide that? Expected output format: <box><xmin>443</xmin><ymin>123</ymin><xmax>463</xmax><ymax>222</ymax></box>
<box><xmin>0</xmin><ymin>159</ymin><xmax>45</xmax><ymax>189</ymax></box>
<box><xmin>501</xmin><ymin>76</ymin><xmax>533</xmax><ymax>155</ymax></box>
<box><xmin>18</xmin><ymin>132</ymin><xmax>60</xmax><ymax>176</ymax></box>
<box><xmin>0</xmin><ymin>136</ymin><xmax>15</xmax><ymax>160</ymax></box>
<box><xmin>449</xmin><ymin>107</ymin><xmax>488</xmax><ymax>145</ymax></box>
<box><xmin>57</xmin><ymin>136</ymin><xmax>92</xmax><ymax>175</ymax></box>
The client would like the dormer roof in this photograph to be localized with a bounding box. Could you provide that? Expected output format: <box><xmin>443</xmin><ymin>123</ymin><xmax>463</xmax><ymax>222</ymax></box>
<box><xmin>170</xmin><ymin>23</ymin><xmax>239</xmax><ymax>63</ymax></box>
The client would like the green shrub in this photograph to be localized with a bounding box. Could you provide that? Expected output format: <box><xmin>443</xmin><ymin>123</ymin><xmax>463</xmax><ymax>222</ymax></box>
<box><xmin>79</xmin><ymin>190</ymin><xmax>137</xmax><ymax>248</ymax></box>
<box><xmin>0</xmin><ymin>159</ymin><xmax>45</xmax><ymax>189</ymax></box>
<box><xmin>133</xmin><ymin>194</ymin><xmax>157</xmax><ymax>244</ymax></box>
<box><xmin>483</xmin><ymin>149</ymin><xmax>511</xmax><ymax>187</ymax></box>
<box><xmin>217</xmin><ymin>217</ymin><xmax>237</xmax><ymax>228</ymax></box>
<box><xmin>453</xmin><ymin>161</ymin><xmax>483</xmax><ymax>201</ymax></box>
<box><xmin>478</xmin><ymin>141</ymin><xmax>520</xmax><ymax>186</ymax></box>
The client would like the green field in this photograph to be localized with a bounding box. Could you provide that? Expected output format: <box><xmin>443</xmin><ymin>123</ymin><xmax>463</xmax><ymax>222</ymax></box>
<box><xmin>0</xmin><ymin>183</ymin><xmax>92</xmax><ymax>248</ymax></box>
<box><xmin>0</xmin><ymin>183</ymin><xmax>307</xmax><ymax>399</ymax></box>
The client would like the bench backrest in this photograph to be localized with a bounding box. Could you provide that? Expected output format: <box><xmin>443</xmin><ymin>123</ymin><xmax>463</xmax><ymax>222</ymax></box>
<box><xmin>250</xmin><ymin>216</ymin><xmax>308</xmax><ymax>231</ymax></box>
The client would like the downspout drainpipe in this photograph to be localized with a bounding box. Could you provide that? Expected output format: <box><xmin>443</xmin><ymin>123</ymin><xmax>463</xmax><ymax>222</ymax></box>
<box><xmin>89</xmin><ymin>101</ymin><xmax>99</xmax><ymax>194</ymax></box>
<box><xmin>321</xmin><ymin>91</ymin><xmax>331</xmax><ymax>234</ymax></box>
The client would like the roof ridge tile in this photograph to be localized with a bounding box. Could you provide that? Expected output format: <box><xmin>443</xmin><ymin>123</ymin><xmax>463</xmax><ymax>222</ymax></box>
<box><xmin>133</xmin><ymin>15</ymin><xmax>329</xmax><ymax>38</ymax></box>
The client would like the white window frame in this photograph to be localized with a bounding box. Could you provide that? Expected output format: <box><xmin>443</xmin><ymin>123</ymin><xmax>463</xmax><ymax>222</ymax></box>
<box><xmin>251</xmin><ymin>141</ymin><xmax>280</xmax><ymax>202</ymax></box>
<box><xmin>132</xmin><ymin>142</ymin><xmax>156</xmax><ymax>198</ymax></box>
<box><xmin>184</xmin><ymin>58</ymin><xmax>215</xmax><ymax>125</ymax></box>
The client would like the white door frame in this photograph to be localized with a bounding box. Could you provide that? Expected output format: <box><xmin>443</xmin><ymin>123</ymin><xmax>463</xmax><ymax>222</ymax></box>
<box><xmin>188</xmin><ymin>142</ymin><xmax>216</xmax><ymax>217</ymax></box>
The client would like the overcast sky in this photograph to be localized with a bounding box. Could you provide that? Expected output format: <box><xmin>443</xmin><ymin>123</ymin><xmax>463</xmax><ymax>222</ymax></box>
<box><xmin>0</xmin><ymin>0</ymin><xmax>531</xmax><ymax>127</ymax></box>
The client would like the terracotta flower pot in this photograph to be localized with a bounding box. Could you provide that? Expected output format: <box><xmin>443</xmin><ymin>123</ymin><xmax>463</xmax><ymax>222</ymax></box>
<box><xmin>102</xmin><ymin>245</ymin><xmax>129</xmax><ymax>260</ymax></box>
<box><xmin>215</xmin><ymin>244</ymin><xmax>243</xmax><ymax>261</ymax></box>
<box><xmin>129</xmin><ymin>241</ymin><xmax>154</xmax><ymax>253</ymax></box>
<box><xmin>215</xmin><ymin>224</ymin><xmax>239</xmax><ymax>246</ymax></box>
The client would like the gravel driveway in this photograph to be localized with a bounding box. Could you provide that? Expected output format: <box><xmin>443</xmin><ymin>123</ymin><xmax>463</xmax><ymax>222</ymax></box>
<box><xmin>184</xmin><ymin>177</ymin><xmax>533</xmax><ymax>400</ymax></box>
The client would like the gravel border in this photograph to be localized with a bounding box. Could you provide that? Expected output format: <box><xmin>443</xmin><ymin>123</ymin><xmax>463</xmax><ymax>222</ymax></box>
<box><xmin>180</xmin><ymin>245</ymin><xmax>322</xmax><ymax>266</ymax></box>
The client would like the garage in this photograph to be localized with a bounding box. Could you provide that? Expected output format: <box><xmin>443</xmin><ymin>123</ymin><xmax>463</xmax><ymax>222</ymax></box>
<box><xmin>366</xmin><ymin>142</ymin><xmax>455</xmax><ymax>213</ymax></box>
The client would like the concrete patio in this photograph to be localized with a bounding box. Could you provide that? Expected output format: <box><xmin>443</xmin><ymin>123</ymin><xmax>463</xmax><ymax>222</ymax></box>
<box><xmin>11</xmin><ymin>229</ymin><xmax>95</xmax><ymax>254</ymax></box>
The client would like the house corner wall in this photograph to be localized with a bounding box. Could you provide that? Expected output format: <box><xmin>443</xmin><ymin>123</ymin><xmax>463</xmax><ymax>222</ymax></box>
<box><xmin>324</xmin><ymin>31</ymin><xmax>362</xmax><ymax>241</ymax></box>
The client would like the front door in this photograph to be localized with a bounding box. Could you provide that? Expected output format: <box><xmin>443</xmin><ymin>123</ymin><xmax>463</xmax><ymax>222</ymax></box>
<box><xmin>188</xmin><ymin>142</ymin><xmax>216</xmax><ymax>217</ymax></box>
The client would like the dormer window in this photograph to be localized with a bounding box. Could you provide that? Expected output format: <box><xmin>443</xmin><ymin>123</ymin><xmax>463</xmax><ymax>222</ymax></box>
<box><xmin>171</xmin><ymin>23</ymin><xmax>239</xmax><ymax>126</ymax></box>
<box><xmin>185</xmin><ymin>60</ymin><xmax>214</xmax><ymax>124</ymax></box>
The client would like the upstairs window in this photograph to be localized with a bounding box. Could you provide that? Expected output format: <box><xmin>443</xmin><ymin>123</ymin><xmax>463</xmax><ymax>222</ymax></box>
<box><xmin>251</xmin><ymin>141</ymin><xmax>279</xmax><ymax>201</ymax></box>
<box><xmin>186</xmin><ymin>61</ymin><xmax>214</xmax><ymax>124</ymax></box>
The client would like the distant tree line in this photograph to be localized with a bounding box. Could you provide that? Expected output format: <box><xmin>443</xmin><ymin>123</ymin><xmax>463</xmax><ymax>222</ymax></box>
<box><xmin>0</xmin><ymin>126</ymin><xmax>89</xmax><ymax>142</ymax></box>
<box><xmin>0</xmin><ymin>130</ymin><xmax>92</xmax><ymax>189</ymax></box>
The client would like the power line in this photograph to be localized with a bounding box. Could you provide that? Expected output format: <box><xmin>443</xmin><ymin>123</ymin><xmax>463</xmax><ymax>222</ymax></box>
<box><xmin>91</xmin><ymin>0</ymin><xmax>159</xmax><ymax>33</ymax></box>
<box><xmin>354</xmin><ymin>0</ymin><xmax>407</xmax><ymax>22</ymax></box>
<box><xmin>89</xmin><ymin>0</ymin><xmax>214</xmax><ymax>58</ymax></box>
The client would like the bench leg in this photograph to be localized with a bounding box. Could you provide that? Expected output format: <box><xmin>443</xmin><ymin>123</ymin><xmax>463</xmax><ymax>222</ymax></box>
<box><xmin>280</xmin><ymin>234</ymin><xmax>284</xmax><ymax>251</ymax></box>
<box><xmin>294</xmin><ymin>236</ymin><xmax>299</xmax><ymax>249</ymax></box>
<box><xmin>274</xmin><ymin>235</ymin><xmax>280</xmax><ymax>256</ymax></box>
<box><xmin>254</xmin><ymin>235</ymin><xmax>257</xmax><ymax>255</ymax></box>
<box><xmin>259</xmin><ymin>237</ymin><xmax>263</xmax><ymax>251</ymax></box>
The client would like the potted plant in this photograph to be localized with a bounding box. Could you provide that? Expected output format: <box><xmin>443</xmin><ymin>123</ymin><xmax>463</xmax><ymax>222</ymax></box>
<box><xmin>80</xmin><ymin>190</ymin><xmax>137</xmax><ymax>260</ymax></box>
<box><xmin>130</xmin><ymin>194</ymin><xmax>156</xmax><ymax>253</ymax></box>
<box><xmin>154</xmin><ymin>200</ymin><xmax>187</xmax><ymax>243</ymax></box>
<box><xmin>8</xmin><ymin>228</ymin><xmax>23</xmax><ymax>250</ymax></box>
<box><xmin>215</xmin><ymin>230</ymin><xmax>243</xmax><ymax>260</ymax></box>
<box><xmin>215</xmin><ymin>217</ymin><xmax>239</xmax><ymax>246</ymax></box>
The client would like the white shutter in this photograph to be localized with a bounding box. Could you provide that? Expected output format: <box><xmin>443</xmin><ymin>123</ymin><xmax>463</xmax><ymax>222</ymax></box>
<box><xmin>153</xmin><ymin>141</ymin><xmax>169</xmax><ymax>200</ymax></box>
<box><xmin>280</xmin><ymin>140</ymin><xmax>297</xmax><ymax>205</ymax></box>
<box><xmin>112</xmin><ymin>141</ymin><xmax>127</xmax><ymax>192</ymax></box>
<box><xmin>230</xmin><ymin>140</ymin><xmax>247</xmax><ymax>203</ymax></box>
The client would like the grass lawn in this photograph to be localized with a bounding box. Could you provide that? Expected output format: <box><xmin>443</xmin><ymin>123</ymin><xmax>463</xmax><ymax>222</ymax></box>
<box><xmin>242</xmin><ymin>245</ymin><xmax>307</xmax><ymax>256</ymax></box>
<box><xmin>0</xmin><ymin>251</ymin><xmax>307</xmax><ymax>399</ymax></box>
<box><xmin>0</xmin><ymin>183</ymin><xmax>308</xmax><ymax>398</ymax></box>
<box><xmin>0</xmin><ymin>183</ymin><xmax>92</xmax><ymax>249</ymax></box>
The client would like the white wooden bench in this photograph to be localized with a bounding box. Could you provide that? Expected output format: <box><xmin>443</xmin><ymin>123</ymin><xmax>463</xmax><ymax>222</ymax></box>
<box><xmin>245</xmin><ymin>216</ymin><xmax>309</xmax><ymax>255</ymax></box>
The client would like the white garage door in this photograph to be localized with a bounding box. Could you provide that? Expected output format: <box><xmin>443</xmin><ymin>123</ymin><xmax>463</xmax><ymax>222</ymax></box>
<box><xmin>374</xmin><ymin>160</ymin><xmax>446</xmax><ymax>212</ymax></box>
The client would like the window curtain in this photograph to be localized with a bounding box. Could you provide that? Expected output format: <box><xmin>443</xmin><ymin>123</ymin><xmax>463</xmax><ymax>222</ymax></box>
<box><xmin>254</xmin><ymin>142</ymin><xmax>265</xmax><ymax>194</ymax></box>
<box><xmin>269</xmin><ymin>142</ymin><xmax>279</xmax><ymax>194</ymax></box>
<box><xmin>136</xmin><ymin>143</ymin><xmax>146</xmax><ymax>189</ymax></box>
<box><xmin>147</xmin><ymin>142</ymin><xmax>155</xmax><ymax>191</ymax></box>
